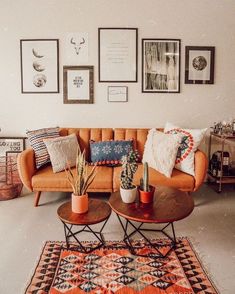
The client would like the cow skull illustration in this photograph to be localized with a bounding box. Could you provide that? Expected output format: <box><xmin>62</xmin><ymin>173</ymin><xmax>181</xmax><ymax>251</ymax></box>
<box><xmin>70</xmin><ymin>37</ymin><xmax>85</xmax><ymax>55</ymax></box>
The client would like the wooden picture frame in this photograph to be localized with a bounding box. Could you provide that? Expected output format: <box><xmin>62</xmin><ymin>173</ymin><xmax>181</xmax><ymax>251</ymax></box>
<box><xmin>63</xmin><ymin>66</ymin><xmax>94</xmax><ymax>104</ymax></box>
<box><xmin>108</xmin><ymin>86</ymin><xmax>128</xmax><ymax>102</ymax></box>
<box><xmin>98</xmin><ymin>28</ymin><xmax>138</xmax><ymax>82</ymax></box>
<box><xmin>185</xmin><ymin>46</ymin><xmax>215</xmax><ymax>84</ymax></box>
<box><xmin>20</xmin><ymin>39</ymin><xmax>59</xmax><ymax>93</ymax></box>
<box><xmin>142</xmin><ymin>39</ymin><xmax>181</xmax><ymax>93</ymax></box>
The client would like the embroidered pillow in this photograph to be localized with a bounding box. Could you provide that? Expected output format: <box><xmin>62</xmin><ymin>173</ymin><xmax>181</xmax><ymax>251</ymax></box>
<box><xmin>142</xmin><ymin>129</ymin><xmax>182</xmax><ymax>178</ymax></box>
<box><xmin>164</xmin><ymin>122</ymin><xmax>207</xmax><ymax>176</ymax></box>
<box><xmin>26</xmin><ymin>127</ymin><xmax>60</xmax><ymax>169</ymax></box>
<box><xmin>90</xmin><ymin>140</ymin><xmax>133</xmax><ymax>166</ymax></box>
<box><xmin>43</xmin><ymin>133</ymin><xmax>80</xmax><ymax>173</ymax></box>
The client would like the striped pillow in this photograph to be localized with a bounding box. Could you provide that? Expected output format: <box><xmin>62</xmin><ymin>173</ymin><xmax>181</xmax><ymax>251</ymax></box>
<box><xmin>26</xmin><ymin>127</ymin><xmax>60</xmax><ymax>169</ymax></box>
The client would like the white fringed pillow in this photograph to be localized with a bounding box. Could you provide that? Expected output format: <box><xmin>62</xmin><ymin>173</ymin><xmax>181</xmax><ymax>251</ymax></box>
<box><xmin>43</xmin><ymin>133</ymin><xmax>79</xmax><ymax>173</ymax></box>
<box><xmin>142</xmin><ymin>129</ymin><xmax>182</xmax><ymax>178</ymax></box>
<box><xmin>164</xmin><ymin>122</ymin><xmax>207</xmax><ymax>176</ymax></box>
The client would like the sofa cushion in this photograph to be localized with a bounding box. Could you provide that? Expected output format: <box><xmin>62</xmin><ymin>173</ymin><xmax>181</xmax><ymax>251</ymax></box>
<box><xmin>164</xmin><ymin>122</ymin><xmax>207</xmax><ymax>176</ymax></box>
<box><xmin>32</xmin><ymin>165</ymin><xmax>113</xmax><ymax>192</ymax></box>
<box><xmin>26</xmin><ymin>127</ymin><xmax>60</xmax><ymax>169</ymax></box>
<box><xmin>43</xmin><ymin>133</ymin><xmax>79</xmax><ymax>173</ymax></box>
<box><xmin>142</xmin><ymin>128</ymin><xmax>182</xmax><ymax>177</ymax></box>
<box><xmin>90</xmin><ymin>140</ymin><xmax>133</xmax><ymax>166</ymax></box>
<box><xmin>113</xmin><ymin>164</ymin><xmax>195</xmax><ymax>192</ymax></box>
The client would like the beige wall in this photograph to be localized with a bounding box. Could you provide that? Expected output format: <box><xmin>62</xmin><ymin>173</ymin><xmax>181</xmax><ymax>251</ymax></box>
<box><xmin>1</xmin><ymin>0</ymin><xmax>235</xmax><ymax>136</ymax></box>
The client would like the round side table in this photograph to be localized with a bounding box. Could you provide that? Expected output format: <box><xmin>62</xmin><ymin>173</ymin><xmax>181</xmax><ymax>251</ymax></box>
<box><xmin>57</xmin><ymin>199</ymin><xmax>111</xmax><ymax>253</ymax></box>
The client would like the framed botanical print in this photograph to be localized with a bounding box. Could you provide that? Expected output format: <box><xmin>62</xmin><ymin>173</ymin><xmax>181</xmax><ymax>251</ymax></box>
<box><xmin>98</xmin><ymin>28</ymin><xmax>138</xmax><ymax>82</ymax></box>
<box><xmin>63</xmin><ymin>66</ymin><xmax>94</xmax><ymax>104</ymax></box>
<box><xmin>20</xmin><ymin>39</ymin><xmax>59</xmax><ymax>93</ymax></box>
<box><xmin>142</xmin><ymin>39</ymin><xmax>181</xmax><ymax>93</ymax></box>
<box><xmin>185</xmin><ymin>46</ymin><xmax>215</xmax><ymax>84</ymax></box>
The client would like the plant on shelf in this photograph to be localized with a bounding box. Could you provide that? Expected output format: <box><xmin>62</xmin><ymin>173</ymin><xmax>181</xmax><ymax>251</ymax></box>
<box><xmin>65</xmin><ymin>149</ymin><xmax>97</xmax><ymax>213</ymax></box>
<box><xmin>120</xmin><ymin>149</ymin><xmax>139</xmax><ymax>203</ymax></box>
<box><xmin>138</xmin><ymin>162</ymin><xmax>155</xmax><ymax>203</ymax></box>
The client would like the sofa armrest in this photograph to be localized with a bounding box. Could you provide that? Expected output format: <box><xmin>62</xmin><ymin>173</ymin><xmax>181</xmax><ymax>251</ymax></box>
<box><xmin>17</xmin><ymin>148</ymin><xmax>37</xmax><ymax>192</ymax></box>
<box><xmin>193</xmin><ymin>150</ymin><xmax>208</xmax><ymax>192</ymax></box>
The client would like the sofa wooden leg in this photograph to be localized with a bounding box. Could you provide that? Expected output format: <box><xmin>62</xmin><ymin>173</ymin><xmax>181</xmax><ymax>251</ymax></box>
<box><xmin>34</xmin><ymin>191</ymin><xmax>41</xmax><ymax>207</ymax></box>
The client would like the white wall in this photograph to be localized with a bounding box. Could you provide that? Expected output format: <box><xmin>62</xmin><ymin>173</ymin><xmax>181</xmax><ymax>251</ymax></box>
<box><xmin>1</xmin><ymin>0</ymin><xmax>235</xmax><ymax>136</ymax></box>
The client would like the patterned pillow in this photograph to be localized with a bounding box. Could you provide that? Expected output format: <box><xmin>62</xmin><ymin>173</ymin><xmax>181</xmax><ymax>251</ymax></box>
<box><xmin>90</xmin><ymin>140</ymin><xmax>134</xmax><ymax>166</ymax></box>
<box><xmin>164</xmin><ymin>122</ymin><xmax>207</xmax><ymax>176</ymax></box>
<box><xmin>26</xmin><ymin>127</ymin><xmax>60</xmax><ymax>169</ymax></box>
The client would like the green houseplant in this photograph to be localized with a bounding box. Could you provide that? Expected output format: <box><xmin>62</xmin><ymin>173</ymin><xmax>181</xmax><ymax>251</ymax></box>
<box><xmin>65</xmin><ymin>150</ymin><xmax>97</xmax><ymax>213</ymax></box>
<box><xmin>138</xmin><ymin>162</ymin><xmax>155</xmax><ymax>203</ymax></box>
<box><xmin>120</xmin><ymin>150</ymin><xmax>139</xmax><ymax>203</ymax></box>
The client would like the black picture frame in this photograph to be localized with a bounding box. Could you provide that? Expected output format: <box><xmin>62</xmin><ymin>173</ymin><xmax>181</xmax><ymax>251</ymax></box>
<box><xmin>185</xmin><ymin>46</ymin><xmax>215</xmax><ymax>84</ymax></box>
<box><xmin>63</xmin><ymin>66</ymin><xmax>94</xmax><ymax>104</ymax></box>
<box><xmin>20</xmin><ymin>39</ymin><xmax>59</xmax><ymax>93</ymax></box>
<box><xmin>142</xmin><ymin>38</ymin><xmax>181</xmax><ymax>93</ymax></box>
<box><xmin>98</xmin><ymin>28</ymin><xmax>138</xmax><ymax>82</ymax></box>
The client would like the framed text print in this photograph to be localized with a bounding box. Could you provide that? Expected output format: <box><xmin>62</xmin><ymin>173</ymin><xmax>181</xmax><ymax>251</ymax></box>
<box><xmin>63</xmin><ymin>66</ymin><xmax>94</xmax><ymax>104</ymax></box>
<box><xmin>185</xmin><ymin>46</ymin><xmax>215</xmax><ymax>84</ymax></box>
<box><xmin>20</xmin><ymin>39</ymin><xmax>59</xmax><ymax>93</ymax></box>
<box><xmin>142</xmin><ymin>39</ymin><xmax>181</xmax><ymax>93</ymax></box>
<box><xmin>98</xmin><ymin>28</ymin><xmax>138</xmax><ymax>82</ymax></box>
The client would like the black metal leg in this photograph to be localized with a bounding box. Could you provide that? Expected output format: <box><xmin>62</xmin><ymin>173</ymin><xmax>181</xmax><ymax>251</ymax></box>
<box><xmin>115</xmin><ymin>213</ymin><xmax>177</xmax><ymax>258</ymax></box>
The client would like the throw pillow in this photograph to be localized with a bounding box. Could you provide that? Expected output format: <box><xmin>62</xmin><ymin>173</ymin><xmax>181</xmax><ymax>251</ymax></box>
<box><xmin>43</xmin><ymin>133</ymin><xmax>80</xmax><ymax>173</ymax></box>
<box><xmin>164</xmin><ymin>122</ymin><xmax>207</xmax><ymax>176</ymax></box>
<box><xmin>26</xmin><ymin>127</ymin><xmax>60</xmax><ymax>169</ymax></box>
<box><xmin>142</xmin><ymin>129</ymin><xmax>182</xmax><ymax>178</ymax></box>
<box><xmin>90</xmin><ymin>140</ymin><xmax>134</xmax><ymax>166</ymax></box>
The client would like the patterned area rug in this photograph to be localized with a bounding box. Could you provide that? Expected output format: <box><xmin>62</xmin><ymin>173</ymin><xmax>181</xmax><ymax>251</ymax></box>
<box><xmin>25</xmin><ymin>238</ymin><xmax>218</xmax><ymax>293</ymax></box>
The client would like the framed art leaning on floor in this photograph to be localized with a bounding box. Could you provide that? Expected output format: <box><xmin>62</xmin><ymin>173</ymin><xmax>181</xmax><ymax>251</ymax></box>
<box><xmin>142</xmin><ymin>39</ymin><xmax>181</xmax><ymax>93</ymax></box>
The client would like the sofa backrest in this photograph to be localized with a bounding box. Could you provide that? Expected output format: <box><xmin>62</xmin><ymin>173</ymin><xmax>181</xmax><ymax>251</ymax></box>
<box><xmin>59</xmin><ymin>127</ymin><xmax>163</xmax><ymax>161</ymax></box>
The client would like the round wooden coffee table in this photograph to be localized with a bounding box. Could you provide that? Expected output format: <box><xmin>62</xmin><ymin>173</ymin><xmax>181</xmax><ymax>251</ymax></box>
<box><xmin>109</xmin><ymin>186</ymin><xmax>194</xmax><ymax>258</ymax></box>
<box><xmin>57</xmin><ymin>199</ymin><xmax>111</xmax><ymax>253</ymax></box>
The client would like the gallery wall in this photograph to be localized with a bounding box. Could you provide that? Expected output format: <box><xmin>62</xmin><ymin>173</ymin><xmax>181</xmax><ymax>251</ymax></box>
<box><xmin>1</xmin><ymin>0</ymin><xmax>235</xmax><ymax>136</ymax></box>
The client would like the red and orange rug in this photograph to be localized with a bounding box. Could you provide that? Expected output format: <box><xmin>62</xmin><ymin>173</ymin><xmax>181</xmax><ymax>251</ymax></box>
<box><xmin>25</xmin><ymin>238</ymin><xmax>218</xmax><ymax>294</ymax></box>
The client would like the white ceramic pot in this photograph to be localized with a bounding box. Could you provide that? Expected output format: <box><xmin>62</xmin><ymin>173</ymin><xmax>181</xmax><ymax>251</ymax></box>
<box><xmin>120</xmin><ymin>186</ymin><xmax>137</xmax><ymax>203</ymax></box>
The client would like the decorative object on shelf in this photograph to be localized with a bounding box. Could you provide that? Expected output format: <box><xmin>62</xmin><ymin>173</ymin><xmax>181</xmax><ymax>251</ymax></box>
<box><xmin>142</xmin><ymin>39</ymin><xmax>181</xmax><ymax>93</ymax></box>
<box><xmin>20</xmin><ymin>39</ymin><xmax>59</xmax><ymax>93</ymax></box>
<box><xmin>209</xmin><ymin>151</ymin><xmax>230</xmax><ymax>177</ymax></box>
<box><xmin>108</xmin><ymin>86</ymin><xmax>128</xmax><ymax>102</ymax></box>
<box><xmin>65</xmin><ymin>32</ymin><xmax>89</xmax><ymax>64</ymax></box>
<box><xmin>212</xmin><ymin>120</ymin><xmax>234</xmax><ymax>136</ymax></box>
<box><xmin>185</xmin><ymin>46</ymin><xmax>215</xmax><ymax>84</ymax></box>
<box><xmin>120</xmin><ymin>150</ymin><xmax>139</xmax><ymax>203</ymax></box>
<box><xmin>98</xmin><ymin>28</ymin><xmax>138</xmax><ymax>82</ymax></box>
<box><xmin>65</xmin><ymin>150</ymin><xmax>97</xmax><ymax>213</ymax></box>
<box><xmin>138</xmin><ymin>162</ymin><xmax>155</xmax><ymax>203</ymax></box>
<box><xmin>63</xmin><ymin>66</ymin><xmax>94</xmax><ymax>104</ymax></box>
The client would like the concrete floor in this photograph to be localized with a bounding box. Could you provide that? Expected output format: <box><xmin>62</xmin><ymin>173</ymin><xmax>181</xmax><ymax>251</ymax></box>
<box><xmin>0</xmin><ymin>184</ymin><xmax>235</xmax><ymax>294</ymax></box>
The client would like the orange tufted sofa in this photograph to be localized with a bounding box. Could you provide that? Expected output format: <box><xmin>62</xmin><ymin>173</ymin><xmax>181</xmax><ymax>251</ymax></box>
<box><xmin>17</xmin><ymin>128</ymin><xmax>208</xmax><ymax>207</ymax></box>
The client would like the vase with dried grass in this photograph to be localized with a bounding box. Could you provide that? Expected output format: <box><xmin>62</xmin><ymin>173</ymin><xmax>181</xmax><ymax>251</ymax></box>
<box><xmin>65</xmin><ymin>150</ymin><xmax>97</xmax><ymax>214</ymax></box>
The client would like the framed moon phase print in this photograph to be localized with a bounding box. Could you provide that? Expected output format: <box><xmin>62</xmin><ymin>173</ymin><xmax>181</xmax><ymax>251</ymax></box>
<box><xmin>20</xmin><ymin>39</ymin><xmax>59</xmax><ymax>93</ymax></box>
<box><xmin>185</xmin><ymin>46</ymin><xmax>215</xmax><ymax>84</ymax></box>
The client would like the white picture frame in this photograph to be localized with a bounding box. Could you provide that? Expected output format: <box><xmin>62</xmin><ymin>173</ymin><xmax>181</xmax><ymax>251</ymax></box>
<box><xmin>108</xmin><ymin>86</ymin><xmax>128</xmax><ymax>102</ymax></box>
<box><xmin>65</xmin><ymin>32</ymin><xmax>89</xmax><ymax>64</ymax></box>
<box><xmin>98</xmin><ymin>28</ymin><xmax>138</xmax><ymax>82</ymax></box>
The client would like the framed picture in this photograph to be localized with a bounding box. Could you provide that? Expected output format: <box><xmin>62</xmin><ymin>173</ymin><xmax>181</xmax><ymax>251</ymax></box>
<box><xmin>20</xmin><ymin>39</ymin><xmax>59</xmax><ymax>93</ymax></box>
<box><xmin>142</xmin><ymin>39</ymin><xmax>181</xmax><ymax>93</ymax></box>
<box><xmin>98</xmin><ymin>28</ymin><xmax>138</xmax><ymax>82</ymax></box>
<box><xmin>63</xmin><ymin>66</ymin><xmax>94</xmax><ymax>104</ymax></box>
<box><xmin>185</xmin><ymin>46</ymin><xmax>215</xmax><ymax>84</ymax></box>
<box><xmin>108</xmin><ymin>86</ymin><xmax>128</xmax><ymax>102</ymax></box>
<box><xmin>65</xmin><ymin>32</ymin><xmax>89</xmax><ymax>64</ymax></box>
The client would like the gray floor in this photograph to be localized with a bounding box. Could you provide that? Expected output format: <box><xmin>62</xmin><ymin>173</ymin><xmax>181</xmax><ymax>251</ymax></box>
<box><xmin>0</xmin><ymin>184</ymin><xmax>235</xmax><ymax>294</ymax></box>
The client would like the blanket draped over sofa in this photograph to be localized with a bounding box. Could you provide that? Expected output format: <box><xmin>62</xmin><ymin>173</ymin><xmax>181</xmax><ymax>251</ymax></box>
<box><xmin>17</xmin><ymin>128</ymin><xmax>208</xmax><ymax>206</ymax></box>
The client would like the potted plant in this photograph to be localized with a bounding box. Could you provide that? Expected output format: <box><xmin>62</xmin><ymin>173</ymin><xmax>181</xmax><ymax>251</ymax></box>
<box><xmin>138</xmin><ymin>162</ymin><xmax>155</xmax><ymax>203</ymax></box>
<box><xmin>120</xmin><ymin>150</ymin><xmax>139</xmax><ymax>203</ymax></box>
<box><xmin>65</xmin><ymin>150</ymin><xmax>97</xmax><ymax>214</ymax></box>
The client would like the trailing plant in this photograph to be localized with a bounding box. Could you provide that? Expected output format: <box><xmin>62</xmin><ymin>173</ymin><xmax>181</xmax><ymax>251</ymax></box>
<box><xmin>120</xmin><ymin>150</ymin><xmax>139</xmax><ymax>189</ymax></box>
<box><xmin>140</xmin><ymin>162</ymin><xmax>150</xmax><ymax>192</ymax></box>
<box><xmin>65</xmin><ymin>149</ymin><xmax>97</xmax><ymax>196</ymax></box>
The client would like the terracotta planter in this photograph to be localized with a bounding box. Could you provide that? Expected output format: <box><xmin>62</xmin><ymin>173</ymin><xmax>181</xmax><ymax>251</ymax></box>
<box><xmin>138</xmin><ymin>185</ymin><xmax>155</xmax><ymax>204</ymax></box>
<box><xmin>71</xmin><ymin>193</ymin><xmax>88</xmax><ymax>214</ymax></box>
<box><xmin>120</xmin><ymin>186</ymin><xmax>137</xmax><ymax>203</ymax></box>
